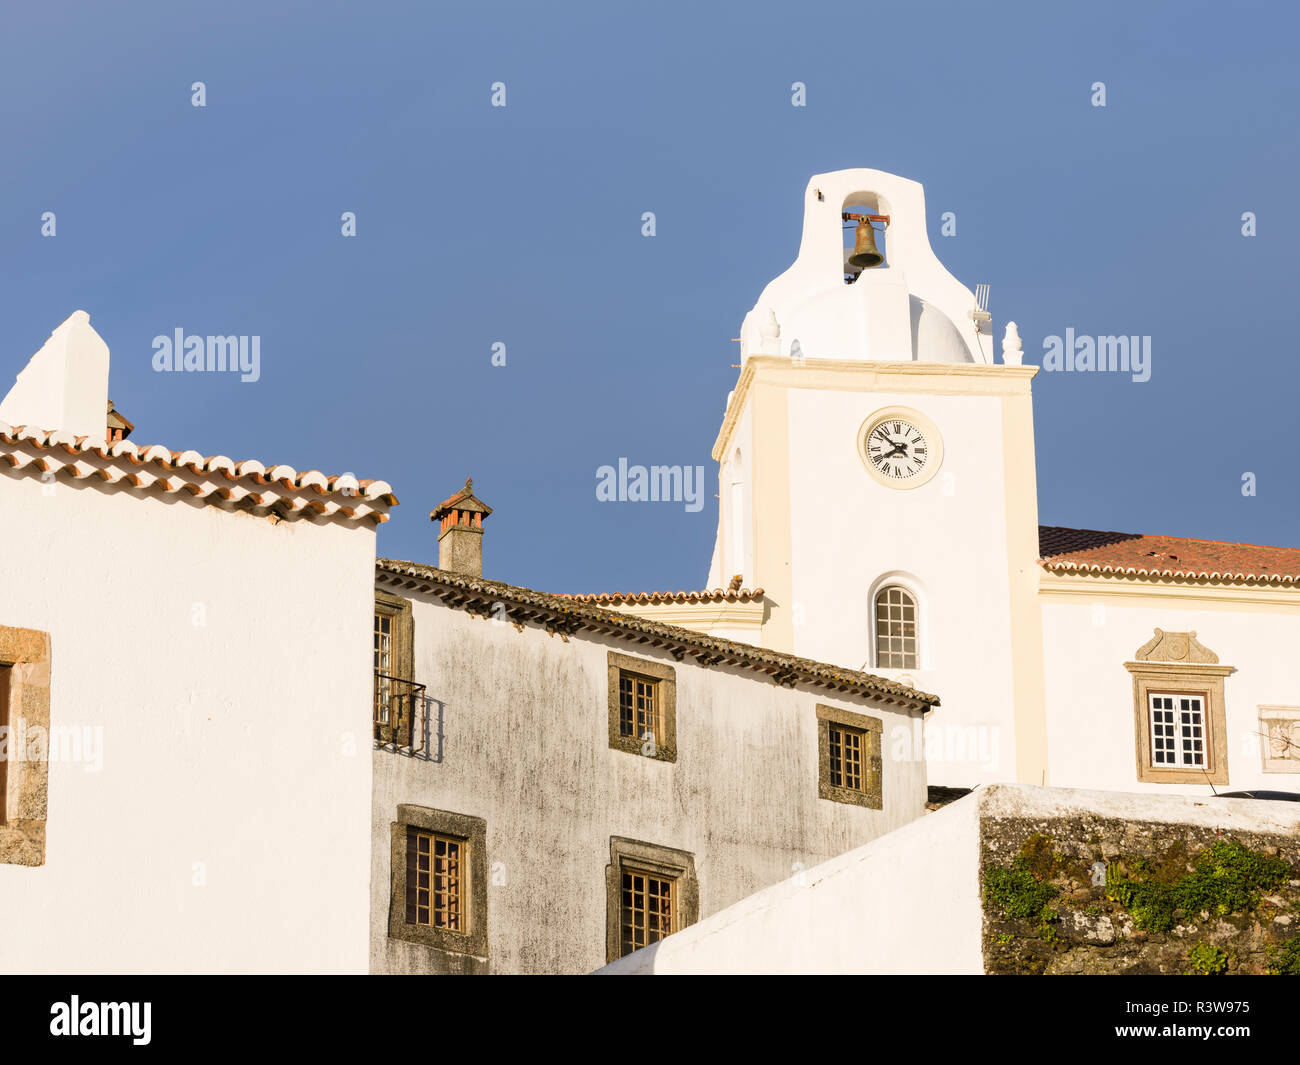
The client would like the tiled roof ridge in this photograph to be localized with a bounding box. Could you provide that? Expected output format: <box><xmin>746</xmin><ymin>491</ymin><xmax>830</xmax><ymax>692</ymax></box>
<box><xmin>0</xmin><ymin>420</ymin><xmax>396</xmax><ymax>525</ymax></box>
<box><xmin>556</xmin><ymin>586</ymin><xmax>765</xmax><ymax>605</ymax></box>
<box><xmin>1038</xmin><ymin>524</ymin><xmax>1300</xmax><ymax>586</ymax></box>
<box><xmin>376</xmin><ymin>559</ymin><xmax>936</xmax><ymax>710</ymax></box>
<box><xmin>1039</xmin><ymin>523</ymin><xmax>1295</xmax><ymax>556</ymax></box>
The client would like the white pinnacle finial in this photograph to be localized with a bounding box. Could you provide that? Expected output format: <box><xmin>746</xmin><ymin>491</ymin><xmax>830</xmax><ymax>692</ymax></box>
<box><xmin>1002</xmin><ymin>321</ymin><xmax>1023</xmax><ymax>366</ymax></box>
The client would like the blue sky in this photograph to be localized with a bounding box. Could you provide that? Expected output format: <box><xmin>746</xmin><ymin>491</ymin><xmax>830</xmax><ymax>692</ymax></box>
<box><xmin>1</xmin><ymin>1</ymin><xmax>1296</xmax><ymax>592</ymax></box>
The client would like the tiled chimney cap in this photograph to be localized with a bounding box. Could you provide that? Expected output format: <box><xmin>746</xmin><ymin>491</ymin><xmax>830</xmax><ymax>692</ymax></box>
<box><xmin>106</xmin><ymin>399</ymin><xmax>134</xmax><ymax>442</ymax></box>
<box><xmin>430</xmin><ymin>478</ymin><xmax>492</xmax><ymax>535</ymax></box>
<box><xmin>431</xmin><ymin>478</ymin><xmax>492</xmax><ymax>519</ymax></box>
<box><xmin>430</xmin><ymin>479</ymin><xmax>491</xmax><ymax>576</ymax></box>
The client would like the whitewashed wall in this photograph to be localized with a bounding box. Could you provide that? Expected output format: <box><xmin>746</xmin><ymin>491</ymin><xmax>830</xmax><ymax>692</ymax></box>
<box><xmin>598</xmin><ymin>783</ymin><xmax>1300</xmax><ymax>975</ymax></box>
<box><xmin>785</xmin><ymin>386</ymin><xmax>1020</xmax><ymax>785</ymax></box>
<box><xmin>0</xmin><ymin>470</ymin><xmax>376</xmax><ymax>973</ymax></box>
<box><xmin>708</xmin><ymin>400</ymin><xmax>753</xmax><ymax>592</ymax></box>
<box><xmin>370</xmin><ymin>591</ymin><xmax>930</xmax><ymax>975</ymax></box>
<box><xmin>1042</xmin><ymin>594</ymin><xmax>1300</xmax><ymax>794</ymax></box>
<box><xmin>599</xmin><ymin>788</ymin><xmax>983</xmax><ymax>975</ymax></box>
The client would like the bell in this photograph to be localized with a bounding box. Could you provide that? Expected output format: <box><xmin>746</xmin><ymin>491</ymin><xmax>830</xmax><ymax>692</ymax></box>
<box><xmin>847</xmin><ymin>219</ymin><xmax>884</xmax><ymax>269</ymax></box>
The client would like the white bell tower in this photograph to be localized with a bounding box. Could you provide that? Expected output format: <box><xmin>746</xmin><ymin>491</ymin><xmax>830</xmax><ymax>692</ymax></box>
<box><xmin>708</xmin><ymin>169</ymin><xmax>1048</xmax><ymax>788</ymax></box>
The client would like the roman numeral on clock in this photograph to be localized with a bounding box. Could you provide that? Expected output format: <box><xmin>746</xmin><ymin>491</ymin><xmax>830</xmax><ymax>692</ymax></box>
<box><xmin>864</xmin><ymin>415</ymin><xmax>934</xmax><ymax>484</ymax></box>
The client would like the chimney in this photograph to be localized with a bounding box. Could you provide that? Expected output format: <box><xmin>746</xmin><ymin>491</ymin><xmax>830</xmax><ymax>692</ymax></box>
<box><xmin>106</xmin><ymin>399</ymin><xmax>134</xmax><ymax>443</ymax></box>
<box><xmin>0</xmin><ymin>311</ymin><xmax>110</xmax><ymax>440</ymax></box>
<box><xmin>430</xmin><ymin>479</ymin><xmax>492</xmax><ymax>578</ymax></box>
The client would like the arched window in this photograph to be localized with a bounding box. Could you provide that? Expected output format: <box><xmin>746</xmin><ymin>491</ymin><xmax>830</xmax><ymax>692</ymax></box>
<box><xmin>874</xmin><ymin>586</ymin><xmax>918</xmax><ymax>669</ymax></box>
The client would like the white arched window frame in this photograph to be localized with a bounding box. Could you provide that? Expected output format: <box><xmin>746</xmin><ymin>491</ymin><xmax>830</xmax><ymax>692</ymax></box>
<box><xmin>868</xmin><ymin>573</ymin><xmax>927</xmax><ymax>671</ymax></box>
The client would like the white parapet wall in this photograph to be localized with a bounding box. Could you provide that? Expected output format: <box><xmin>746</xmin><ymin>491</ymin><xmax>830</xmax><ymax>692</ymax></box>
<box><xmin>597</xmin><ymin>788</ymin><xmax>986</xmax><ymax>975</ymax></box>
<box><xmin>980</xmin><ymin>781</ymin><xmax>1300</xmax><ymax>834</ymax></box>
<box><xmin>598</xmin><ymin>783</ymin><xmax>1300</xmax><ymax>975</ymax></box>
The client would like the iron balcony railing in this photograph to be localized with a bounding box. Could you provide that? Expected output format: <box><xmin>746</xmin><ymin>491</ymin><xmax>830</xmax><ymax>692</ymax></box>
<box><xmin>374</xmin><ymin>672</ymin><xmax>427</xmax><ymax>753</ymax></box>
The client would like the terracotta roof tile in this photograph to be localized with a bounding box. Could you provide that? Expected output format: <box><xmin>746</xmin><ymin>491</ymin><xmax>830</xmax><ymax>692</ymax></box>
<box><xmin>376</xmin><ymin>560</ymin><xmax>936</xmax><ymax>710</ymax></box>
<box><xmin>556</xmin><ymin>586</ymin><xmax>765</xmax><ymax>606</ymax></box>
<box><xmin>432</xmin><ymin>477</ymin><xmax>492</xmax><ymax>517</ymax></box>
<box><xmin>0</xmin><ymin>421</ymin><xmax>396</xmax><ymax>525</ymax></box>
<box><xmin>1038</xmin><ymin>525</ymin><xmax>1300</xmax><ymax>585</ymax></box>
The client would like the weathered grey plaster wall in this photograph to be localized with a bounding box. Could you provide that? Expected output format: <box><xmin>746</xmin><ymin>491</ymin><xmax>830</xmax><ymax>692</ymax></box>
<box><xmin>370</xmin><ymin>591</ymin><xmax>930</xmax><ymax>974</ymax></box>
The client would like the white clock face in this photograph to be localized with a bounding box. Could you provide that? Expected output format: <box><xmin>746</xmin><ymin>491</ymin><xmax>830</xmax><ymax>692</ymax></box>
<box><xmin>865</xmin><ymin>418</ymin><xmax>929</xmax><ymax>480</ymax></box>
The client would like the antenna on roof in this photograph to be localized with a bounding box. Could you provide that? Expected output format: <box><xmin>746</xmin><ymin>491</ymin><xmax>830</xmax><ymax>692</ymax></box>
<box><xmin>969</xmin><ymin>284</ymin><xmax>992</xmax><ymax>333</ymax></box>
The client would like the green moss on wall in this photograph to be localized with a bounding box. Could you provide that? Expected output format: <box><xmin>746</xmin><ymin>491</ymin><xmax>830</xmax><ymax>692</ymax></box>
<box><xmin>1105</xmin><ymin>839</ymin><xmax>1290</xmax><ymax>933</ymax></box>
<box><xmin>980</xmin><ymin>825</ymin><xmax>1300</xmax><ymax>976</ymax></box>
<box><xmin>1186</xmin><ymin>942</ymin><xmax>1228</xmax><ymax>975</ymax></box>
<box><xmin>984</xmin><ymin>856</ymin><xmax>1059</xmax><ymax>920</ymax></box>
<box><xmin>1268</xmin><ymin>938</ymin><xmax>1300</xmax><ymax>976</ymax></box>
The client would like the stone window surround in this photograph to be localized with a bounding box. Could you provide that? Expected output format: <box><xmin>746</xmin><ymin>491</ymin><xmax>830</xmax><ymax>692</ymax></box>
<box><xmin>0</xmin><ymin>665</ymin><xmax>7</xmax><ymax>824</ymax></box>
<box><xmin>1259</xmin><ymin>705</ymin><xmax>1300</xmax><ymax>774</ymax></box>
<box><xmin>605</xmin><ymin>836</ymin><xmax>699</xmax><ymax>964</ymax></box>
<box><xmin>374</xmin><ymin>591</ymin><xmax>415</xmax><ymax>744</ymax></box>
<box><xmin>816</xmin><ymin>703</ymin><xmax>883</xmax><ymax>809</ymax></box>
<box><xmin>374</xmin><ymin>590</ymin><xmax>414</xmax><ymax>681</ymax></box>
<box><xmin>388</xmin><ymin>804</ymin><xmax>488</xmax><ymax>959</ymax></box>
<box><xmin>0</xmin><ymin>626</ymin><xmax>50</xmax><ymax>867</ymax></box>
<box><xmin>1124</xmin><ymin>630</ymin><xmax>1231</xmax><ymax>786</ymax></box>
<box><xmin>606</xmin><ymin>651</ymin><xmax>677</xmax><ymax>763</ymax></box>
<box><xmin>0</xmin><ymin>624</ymin><xmax>50</xmax><ymax>867</ymax></box>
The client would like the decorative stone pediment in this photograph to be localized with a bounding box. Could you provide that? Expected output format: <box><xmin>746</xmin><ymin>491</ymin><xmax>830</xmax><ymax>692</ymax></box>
<box><xmin>1124</xmin><ymin>629</ymin><xmax>1232</xmax><ymax>785</ymax></box>
<box><xmin>1133</xmin><ymin>628</ymin><xmax>1218</xmax><ymax>665</ymax></box>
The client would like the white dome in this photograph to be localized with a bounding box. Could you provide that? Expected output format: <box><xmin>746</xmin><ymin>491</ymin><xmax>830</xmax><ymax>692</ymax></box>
<box><xmin>910</xmin><ymin>297</ymin><xmax>974</xmax><ymax>363</ymax></box>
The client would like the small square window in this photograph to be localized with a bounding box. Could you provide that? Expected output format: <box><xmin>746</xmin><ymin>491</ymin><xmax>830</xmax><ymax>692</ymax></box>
<box><xmin>389</xmin><ymin>806</ymin><xmax>487</xmax><ymax>960</ymax></box>
<box><xmin>605</xmin><ymin>837</ymin><xmax>698</xmax><ymax>963</ymax></box>
<box><xmin>817</xmin><ymin>705</ymin><xmax>882</xmax><ymax>809</ymax></box>
<box><xmin>618</xmin><ymin>671</ymin><xmax>663</xmax><ymax>744</ymax></box>
<box><xmin>607</xmin><ymin>652</ymin><xmax>676</xmax><ymax>762</ymax></box>
<box><xmin>619</xmin><ymin>868</ymin><xmax>676</xmax><ymax>956</ymax></box>
<box><xmin>827</xmin><ymin>724</ymin><xmax>865</xmax><ymax>791</ymax></box>
<box><xmin>405</xmin><ymin>828</ymin><xmax>465</xmax><ymax>932</ymax></box>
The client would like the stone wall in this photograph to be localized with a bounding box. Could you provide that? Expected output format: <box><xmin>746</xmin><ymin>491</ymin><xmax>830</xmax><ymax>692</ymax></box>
<box><xmin>980</xmin><ymin>787</ymin><xmax>1300</xmax><ymax>975</ymax></box>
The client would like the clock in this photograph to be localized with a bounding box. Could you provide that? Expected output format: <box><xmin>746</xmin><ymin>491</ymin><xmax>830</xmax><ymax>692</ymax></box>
<box><xmin>866</xmin><ymin>418</ymin><xmax>929</xmax><ymax>479</ymax></box>
<box><xmin>858</xmin><ymin>407</ymin><xmax>943</xmax><ymax>489</ymax></box>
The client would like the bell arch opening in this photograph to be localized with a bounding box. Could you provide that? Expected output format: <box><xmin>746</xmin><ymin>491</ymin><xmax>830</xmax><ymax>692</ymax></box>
<box><xmin>841</xmin><ymin>191</ymin><xmax>893</xmax><ymax>283</ymax></box>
